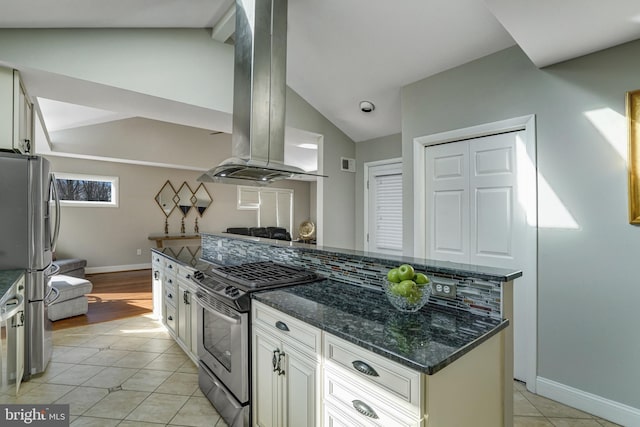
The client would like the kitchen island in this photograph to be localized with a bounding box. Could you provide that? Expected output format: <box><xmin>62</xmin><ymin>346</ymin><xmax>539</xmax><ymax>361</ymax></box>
<box><xmin>251</xmin><ymin>282</ymin><xmax>508</xmax><ymax>426</ymax></box>
<box><xmin>157</xmin><ymin>234</ymin><xmax>521</xmax><ymax>426</ymax></box>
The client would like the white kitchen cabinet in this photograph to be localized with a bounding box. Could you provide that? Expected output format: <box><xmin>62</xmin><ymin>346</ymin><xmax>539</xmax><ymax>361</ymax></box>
<box><xmin>151</xmin><ymin>254</ymin><xmax>163</xmax><ymax>320</ymax></box>
<box><xmin>0</xmin><ymin>68</ymin><xmax>33</xmax><ymax>154</ymax></box>
<box><xmin>324</xmin><ymin>333</ymin><xmax>503</xmax><ymax>427</ymax></box>
<box><xmin>152</xmin><ymin>252</ymin><xmax>199</xmax><ymax>364</ymax></box>
<box><xmin>176</xmin><ymin>265</ymin><xmax>198</xmax><ymax>362</ymax></box>
<box><xmin>251</xmin><ymin>302</ymin><xmax>505</xmax><ymax>427</ymax></box>
<box><xmin>252</xmin><ymin>301</ymin><xmax>321</xmax><ymax>427</ymax></box>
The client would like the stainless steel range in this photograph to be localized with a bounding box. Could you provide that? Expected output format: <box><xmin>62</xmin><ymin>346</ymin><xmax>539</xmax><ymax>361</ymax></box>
<box><xmin>191</xmin><ymin>261</ymin><xmax>320</xmax><ymax>427</ymax></box>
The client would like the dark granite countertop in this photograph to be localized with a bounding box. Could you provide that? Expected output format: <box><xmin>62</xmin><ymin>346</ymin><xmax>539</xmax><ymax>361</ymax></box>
<box><xmin>0</xmin><ymin>269</ymin><xmax>24</xmax><ymax>304</ymax></box>
<box><xmin>253</xmin><ymin>280</ymin><xmax>508</xmax><ymax>375</ymax></box>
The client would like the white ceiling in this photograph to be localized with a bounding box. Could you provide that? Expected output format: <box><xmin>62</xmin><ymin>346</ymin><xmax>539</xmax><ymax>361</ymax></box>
<box><xmin>1</xmin><ymin>0</ymin><xmax>639</xmax><ymax>147</ymax></box>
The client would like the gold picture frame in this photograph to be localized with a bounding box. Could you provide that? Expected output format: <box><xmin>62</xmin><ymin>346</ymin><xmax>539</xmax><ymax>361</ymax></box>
<box><xmin>627</xmin><ymin>90</ymin><xmax>640</xmax><ymax>224</ymax></box>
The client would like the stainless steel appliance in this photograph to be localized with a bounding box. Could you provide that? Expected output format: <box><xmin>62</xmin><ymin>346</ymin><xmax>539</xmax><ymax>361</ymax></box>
<box><xmin>0</xmin><ymin>152</ymin><xmax>60</xmax><ymax>379</ymax></box>
<box><xmin>198</xmin><ymin>0</ymin><xmax>325</xmax><ymax>186</ymax></box>
<box><xmin>191</xmin><ymin>261</ymin><xmax>320</xmax><ymax>427</ymax></box>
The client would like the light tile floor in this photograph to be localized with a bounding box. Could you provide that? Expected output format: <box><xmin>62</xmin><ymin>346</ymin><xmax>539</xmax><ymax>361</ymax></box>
<box><xmin>0</xmin><ymin>314</ymin><xmax>622</xmax><ymax>427</ymax></box>
<box><xmin>0</xmin><ymin>314</ymin><xmax>229</xmax><ymax>427</ymax></box>
<box><xmin>514</xmin><ymin>381</ymin><xmax>622</xmax><ymax>427</ymax></box>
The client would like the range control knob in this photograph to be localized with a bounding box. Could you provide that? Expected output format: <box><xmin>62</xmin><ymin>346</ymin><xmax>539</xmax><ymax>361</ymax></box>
<box><xmin>225</xmin><ymin>286</ymin><xmax>240</xmax><ymax>297</ymax></box>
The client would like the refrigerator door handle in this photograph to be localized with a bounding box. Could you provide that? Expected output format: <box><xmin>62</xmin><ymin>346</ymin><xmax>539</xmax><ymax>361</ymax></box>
<box><xmin>50</xmin><ymin>173</ymin><xmax>61</xmax><ymax>253</ymax></box>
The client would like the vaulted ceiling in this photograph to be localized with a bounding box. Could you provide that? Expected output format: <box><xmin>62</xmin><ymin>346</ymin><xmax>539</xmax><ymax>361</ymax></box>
<box><xmin>1</xmin><ymin>0</ymin><xmax>639</xmax><ymax>148</ymax></box>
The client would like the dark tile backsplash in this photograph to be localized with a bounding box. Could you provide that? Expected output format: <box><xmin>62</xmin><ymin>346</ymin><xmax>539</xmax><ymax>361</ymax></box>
<box><xmin>201</xmin><ymin>233</ymin><xmax>507</xmax><ymax>320</ymax></box>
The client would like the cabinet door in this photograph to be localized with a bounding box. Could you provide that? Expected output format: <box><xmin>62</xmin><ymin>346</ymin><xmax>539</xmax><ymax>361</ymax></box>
<box><xmin>253</xmin><ymin>328</ymin><xmax>282</xmax><ymax>427</ymax></box>
<box><xmin>283</xmin><ymin>345</ymin><xmax>319</xmax><ymax>427</ymax></box>
<box><xmin>13</xmin><ymin>70</ymin><xmax>32</xmax><ymax>154</ymax></box>
<box><xmin>177</xmin><ymin>282</ymin><xmax>190</xmax><ymax>349</ymax></box>
<box><xmin>152</xmin><ymin>267</ymin><xmax>163</xmax><ymax>320</ymax></box>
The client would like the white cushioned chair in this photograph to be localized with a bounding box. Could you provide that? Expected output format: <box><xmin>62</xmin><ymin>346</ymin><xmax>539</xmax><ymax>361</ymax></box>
<box><xmin>48</xmin><ymin>275</ymin><xmax>93</xmax><ymax>321</ymax></box>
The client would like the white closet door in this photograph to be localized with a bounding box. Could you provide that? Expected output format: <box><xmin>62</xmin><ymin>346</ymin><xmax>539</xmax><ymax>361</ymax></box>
<box><xmin>425</xmin><ymin>130</ymin><xmax>531</xmax><ymax>383</ymax></box>
<box><xmin>424</xmin><ymin>143</ymin><xmax>470</xmax><ymax>263</ymax></box>
<box><xmin>367</xmin><ymin>162</ymin><xmax>403</xmax><ymax>255</ymax></box>
<box><xmin>469</xmin><ymin>132</ymin><xmax>520</xmax><ymax>266</ymax></box>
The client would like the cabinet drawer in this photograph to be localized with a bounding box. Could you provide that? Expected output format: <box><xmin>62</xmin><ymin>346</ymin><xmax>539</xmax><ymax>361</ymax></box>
<box><xmin>324</xmin><ymin>366</ymin><xmax>420</xmax><ymax>427</ymax></box>
<box><xmin>165</xmin><ymin>260</ymin><xmax>177</xmax><ymax>273</ymax></box>
<box><xmin>252</xmin><ymin>301</ymin><xmax>320</xmax><ymax>356</ymax></box>
<box><xmin>165</xmin><ymin>304</ymin><xmax>176</xmax><ymax>333</ymax></box>
<box><xmin>176</xmin><ymin>265</ymin><xmax>195</xmax><ymax>282</ymax></box>
<box><xmin>152</xmin><ymin>254</ymin><xmax>163</xmax><ymax>267</ymax></box>
<box><xmin>164</xmin><ymin>282</ymin><xmax>177</xmax><ymax>308</ymax></box>
<box><xmin>324</xmin><ymin>334</ymin><xmax>421</xmax><ymax>409</ymax></box>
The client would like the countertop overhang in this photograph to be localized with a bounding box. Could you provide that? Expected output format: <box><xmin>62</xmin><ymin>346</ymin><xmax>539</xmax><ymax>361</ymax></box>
<box><xmin>252</xmin><ymin>279</ymin><xmax>508</xmax><ymax>375</ymax></box>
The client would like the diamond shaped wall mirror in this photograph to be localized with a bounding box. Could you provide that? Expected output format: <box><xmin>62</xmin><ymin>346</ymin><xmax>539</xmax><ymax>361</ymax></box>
<box><xmin>176</xmin><ymin>182</ymin><xmax>194</xmax><ymax>217</ymax></box>
<box><xmin>155</xmin><ymin>181</ymin><xmax>177</xmax><ymax>217</ymax></box>
<box><xmin>193</xmin><ymin>183</ymin><xmax>213</xmax><ymax>217</ymax></box>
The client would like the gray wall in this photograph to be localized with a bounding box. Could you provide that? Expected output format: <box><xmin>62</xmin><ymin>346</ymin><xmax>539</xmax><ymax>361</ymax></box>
<box><xmin>49</xmin><ymin>156</ymin><xmax>310</xmax><ymax>270</ymax></box>
<box><xmin>401</xmin><ymin>43</ymin><xmax>640</xmax><ymax>408</ymax></box>
<box><xmin>354</xmin><ymin>133</ymin><xmax>402</xmax><ymax>250</ymax></box>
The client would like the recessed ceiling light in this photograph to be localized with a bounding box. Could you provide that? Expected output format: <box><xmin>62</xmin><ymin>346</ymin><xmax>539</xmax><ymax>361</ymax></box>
<box><xmin>359</xmin><ymin>100</ymin><xmax>375</xmax><ymax>113</ymax></box>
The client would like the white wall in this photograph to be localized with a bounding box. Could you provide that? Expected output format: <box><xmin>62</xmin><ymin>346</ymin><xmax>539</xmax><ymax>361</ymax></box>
<box><xmin>401</xmin><ymin>42</ymin><xmax>640</xmax><ymax>414</ymax></box>
<box><xmin>354</xmin><ymin>133</ymin><xmax>402</xmax><ymax>250</ymax></box>
<box><xmin>49</xmin><ymin>156</ymin><xmax>310</xmax><ymax>270</ymax></box>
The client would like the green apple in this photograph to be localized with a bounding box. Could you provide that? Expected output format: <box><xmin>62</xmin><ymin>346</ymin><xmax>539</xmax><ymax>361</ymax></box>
<box><xmin>396</xmin><ymin>279</ymin><xmax>417</xmax><ymax>297</ymax></box>
<box><xmin>407</xmin><ymin>288</ymin><xmax>423</xmax><ymax>304</ymax></box>
<box><xmin>387</xmin><ymin>268</ymin><xmax>401</xmax><ymax>283</ymax></box>
<box><xmin>397</xmin><ymin>264</ymin><xmax>415</xmax><ymax>281</ymax></box>
<box><xmin>415</xmin><ymin>273</ymin><xmax>429</xmax><ymax>286</ymax></box>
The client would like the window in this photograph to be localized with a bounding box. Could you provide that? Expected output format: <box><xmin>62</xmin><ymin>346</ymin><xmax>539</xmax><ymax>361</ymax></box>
<box><xmin>237</xmin><ymin>185</ymin><xmax>293</xmax><ymax>231</ymax></box>
<box><xmin>54</xmin><ymin>173</ymin><xmax>119</xmax><ymax>207</ymax></box>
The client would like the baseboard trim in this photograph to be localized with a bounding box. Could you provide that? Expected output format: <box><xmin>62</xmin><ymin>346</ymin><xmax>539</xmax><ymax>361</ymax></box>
<box><xmin>85</xmin><ymin>263</ymin><xmax>151</xmax><ymax>274</ymax></box>
<box><xmin>536</xmin><ymin>376</ymin><xmax>640</xmax><ymax>426</ymax></box>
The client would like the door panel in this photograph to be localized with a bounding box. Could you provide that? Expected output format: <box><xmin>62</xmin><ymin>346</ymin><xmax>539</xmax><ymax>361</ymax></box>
<box><xmin>425</xmin><ymin>143</ymin><xmax>469</xmax><ymax>263</ymax></box>
<box><xmin>475</xmin><ymin>187</ymin><xmax>512</xmax><ymax>258</ymax></box>
<box><xmin>433</xmin><ymin>191</ymin><xmax>465</xmax><ymax>255</ymax></box>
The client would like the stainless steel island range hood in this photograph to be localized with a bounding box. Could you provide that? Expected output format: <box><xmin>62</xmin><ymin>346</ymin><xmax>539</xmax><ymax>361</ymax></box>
<box><xmin>199</xmin><ymin>0</ymin><xmax>324</xmax><ymax>186</ymax></box>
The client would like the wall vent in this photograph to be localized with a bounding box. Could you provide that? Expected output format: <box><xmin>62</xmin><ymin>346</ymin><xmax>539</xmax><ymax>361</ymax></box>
<box><xmin>341</xmin><ymin>157</ymin><xmax>356</xmax><ymax>172</ymax></box>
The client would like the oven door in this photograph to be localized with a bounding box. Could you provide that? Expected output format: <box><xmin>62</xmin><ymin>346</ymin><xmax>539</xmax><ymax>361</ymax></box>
<box><xmin>196</xmin><ymin>290</ymin><xmax>249</xmax><ymax>404</ymax></box>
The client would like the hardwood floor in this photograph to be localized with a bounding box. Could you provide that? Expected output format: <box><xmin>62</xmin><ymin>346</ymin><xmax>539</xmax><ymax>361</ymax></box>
<box><xmin>52</xmin><ymin>269</ymin><xmax>153</xmax><ymax>330</ymax></box>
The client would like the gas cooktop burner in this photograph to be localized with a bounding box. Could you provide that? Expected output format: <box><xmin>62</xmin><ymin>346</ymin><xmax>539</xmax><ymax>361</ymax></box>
<box><xmin>211</xmin><ymin>261</ymin><xmax>319</xmax><ymax>290</ymax></box>
<box><xmin>191</xmin><ymin>261</ymin><xmax>321</xmax><ymax>312</ymax></box>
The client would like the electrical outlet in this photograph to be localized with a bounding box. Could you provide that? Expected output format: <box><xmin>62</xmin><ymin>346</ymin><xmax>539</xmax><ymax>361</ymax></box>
<box><xmin>136</xmin><ymin>249</ymin><xmax>142</xmax><ymax>256</ymax></box>
<box><xmin>431</xmin><ymin>280</ymin><xmax>457</xmax><ymax>299</ymax></box>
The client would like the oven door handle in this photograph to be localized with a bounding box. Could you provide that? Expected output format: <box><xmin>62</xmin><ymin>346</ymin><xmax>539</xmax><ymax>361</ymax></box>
<box><xmin>196</xmin><ymin>292</ymin><xmax>241</xmax><ymax>325</ymax></box>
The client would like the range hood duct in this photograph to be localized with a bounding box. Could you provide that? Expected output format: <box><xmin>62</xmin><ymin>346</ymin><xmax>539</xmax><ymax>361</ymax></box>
<box><xmin>199</xmin><ymin>0</ymin><xmax>324</xmax><ymax>186</ymax></box>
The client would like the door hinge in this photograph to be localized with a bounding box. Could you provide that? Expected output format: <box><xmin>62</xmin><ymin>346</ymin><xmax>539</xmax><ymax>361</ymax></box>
<box><xmin>366</xmin><ymin>180</ymin><xmax>369</xmax><ymax>190</ymax></box>
<box><xmin>366</xmin><ymin>233</ymin><xmax>369</xmax><ymax>242</ymax></box>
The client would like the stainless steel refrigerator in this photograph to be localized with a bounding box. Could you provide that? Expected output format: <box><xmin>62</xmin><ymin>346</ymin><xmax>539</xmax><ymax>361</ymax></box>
<box><xmin>0</xmin><ymin>151</ymin><xmax>60</xmax><ymax>379</ymax></box>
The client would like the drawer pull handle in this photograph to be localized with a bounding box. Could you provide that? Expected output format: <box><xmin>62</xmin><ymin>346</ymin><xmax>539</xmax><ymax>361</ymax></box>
<box><xmin>352</xmin><ymin>360</ymin><xmax>379</xmax><ymax>377</ymax></box>
<box><xmin>275</xmin><ymin>321</ymin><xmax>290</xmax><ymax>332</ymax></box>
<box><xmin>168</xmin><ymin>315</ymin><xmax>173</xmax><ymax>321</ymax></box>
<box><xmin>352</xmin><ymin>400</ymin><xmax>378</xmax><ymax>419</ymax></box>
<box><xmin>168</xmin><ymin>293</ymin><xmax>173</xmax><ymax>299</ymax></box>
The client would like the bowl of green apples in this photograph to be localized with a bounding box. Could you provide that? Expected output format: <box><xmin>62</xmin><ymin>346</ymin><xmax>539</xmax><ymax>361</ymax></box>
<box><xmin>383</xmin><ymin>264</ymin><xmax>431</xmax><ymax>313</ymax></box>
